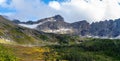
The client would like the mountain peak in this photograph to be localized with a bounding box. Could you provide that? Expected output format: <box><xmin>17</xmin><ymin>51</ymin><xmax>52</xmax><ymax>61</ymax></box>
<box><xmin>12</xmin><ymin>19</ymin><xmax>21</xmax><ymax>24</ymax></box>
<box><xmin>53</xmin><ymin>15</ymin><xmax>64</xmax><ymax>21</ymax></box>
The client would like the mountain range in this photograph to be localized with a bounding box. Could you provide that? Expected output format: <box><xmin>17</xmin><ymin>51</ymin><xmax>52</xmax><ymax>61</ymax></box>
<box><xmin>12</xmin><ymin>15</ymin><xmax>120</xmax><ymax>38</ymax></box>
<box><xmin>0</xmin><ymin>15</ymin><xmax>81</xmax><ymax>45</ymax></box>
<box><xmin>1</xmin><ymin>15</ymin><xmax>120</xmax><ymax>61</ymax></box>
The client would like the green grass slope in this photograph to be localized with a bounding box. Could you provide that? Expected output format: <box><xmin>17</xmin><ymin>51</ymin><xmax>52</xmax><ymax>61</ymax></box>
<box><xmin>0</xmin><ymin>15</ymin><xmax>58</xmax><ymax>45</ymax></box>
<box><xmin>1</xmin><ymin>38</ymin><xmax>120</xmax><ymax>61</ymax></box>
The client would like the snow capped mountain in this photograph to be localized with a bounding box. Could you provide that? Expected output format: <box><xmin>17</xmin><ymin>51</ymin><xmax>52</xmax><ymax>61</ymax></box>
<box><xmin>12</xmin><ymin>15</ymin><xmax>120</xmax><ymax>37</ymax></box>
<box><xmin>13</xmin><ymin>15</ymin><xmax>59</xmax><ymax>28</ymax></box>
<box><xmin>13</xmin><ymin>15</ymin><xmax>74</xmax><ymax>34</ymax></box>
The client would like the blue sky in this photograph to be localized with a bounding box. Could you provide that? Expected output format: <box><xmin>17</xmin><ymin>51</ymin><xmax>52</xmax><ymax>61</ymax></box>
<box><xmin>0</xmin><ymin>0</ymin><xmax>120</xmax><ymax>23</ymax></box>
<box><xmin>43</xmin><ymin>0</ymin><xmax>66</xmax><ymax>4</ymax></box>
<box><xmin>0</xmin><ymin>0</ymin><xmax>13</xmax><ymax>13</ymax></box>
<box><xmin>0</xmin><ymin>0</ymin><xmax>67</xmax><ymax>13</ymax></box>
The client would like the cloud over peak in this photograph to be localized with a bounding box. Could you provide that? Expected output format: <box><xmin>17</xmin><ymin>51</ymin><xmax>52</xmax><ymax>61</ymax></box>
<box><xmin>49</xmin><ymin>1</ymin><xmax>61</xmax><ymax>10</ymax></box>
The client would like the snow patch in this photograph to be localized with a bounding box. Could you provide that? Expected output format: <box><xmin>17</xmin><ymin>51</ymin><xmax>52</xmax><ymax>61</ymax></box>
<box><xmin>18</xmin><ymin>19</ymin><xmax>56</xmax><ymax>29</ymax></box>
<box><xmin>114</xmin><ymin>35</ymin><xmax>120</xmax><ymax>39</ymax></box>
<box><xmin>19</xmin><ymin>24</ymin><xmax>39</xmax><ymax>29</ymax></box>
<box><xmin>43</xmin><ymin>28</ymin><xmax>73</xmax><ymax>34</ymax></box>
<box><xmin>84</xmin><ymin>35</ymin><xmax>120</xmax><ymax>39</ymax></box>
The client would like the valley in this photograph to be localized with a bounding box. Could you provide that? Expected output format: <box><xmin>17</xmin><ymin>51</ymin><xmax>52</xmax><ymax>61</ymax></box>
<box><xmin>1</xmin><ymin>38</ymin><xmax>120</xmax><ymax>61</ymax></box>
<box><xmin>0</xmin><ymin>0</ymin><xmax>120</xmax><ymax>61</ymax></box>
<box><xmin>0</xmin><ymin>15</ymin><xmax>120</xmax><ymax>61</ymax></box>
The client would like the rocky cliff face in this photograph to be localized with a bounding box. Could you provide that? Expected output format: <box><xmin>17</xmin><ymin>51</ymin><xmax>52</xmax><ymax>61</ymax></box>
<box><xmin>90</xmin><ymin>19</ymin><xmax>120</xmax><ymax>37</ymax></box>
<box><xmin>71</xmin><ymin>20</ymin><xmax>90</xmax><ymax>36</ymax></box>
<box><xmin>12</xmin><ymin>15</ymin><xmax>120</xmax><ymax>37</ymax></box>
<box><xmin>36</xmin><ymin>15</ymin><xmax>73</xmax><ymax>34</ymax></box>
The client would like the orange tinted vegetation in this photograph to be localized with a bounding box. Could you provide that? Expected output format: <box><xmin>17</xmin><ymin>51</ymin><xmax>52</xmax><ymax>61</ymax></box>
<box><xmin>6</xmin><ymin>45</ymin><xmax>60</xmax><ymax>61</ymax></box>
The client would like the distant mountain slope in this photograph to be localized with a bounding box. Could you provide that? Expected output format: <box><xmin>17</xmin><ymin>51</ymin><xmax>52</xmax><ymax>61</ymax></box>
<box><xmin>13</xmin><ymin>15</ymin><xmax>120</xmax><ymax>37</ymax></box>
<box><xmin>13</xmin><ymin>15</ymin><xmax>90</xmax><ymax>35</ymax></box>
<box><xmin>0</xmin><ymin>15</ymin><xmax>80</xmax><ymax>45</ymax></box>
<box><xmin>90</xmin><ymin>19</ymin><xmax>120</xmax><ymax>37</ymax></box>
<box><xmin>0</xmin><ymin>15</ymin><xmax>48</xmax><ymax>44</ymax></box>
<box><xmin>14</xmin><ymin>15</ymin><xmax>74</xmax><ymax>34</ymax></box>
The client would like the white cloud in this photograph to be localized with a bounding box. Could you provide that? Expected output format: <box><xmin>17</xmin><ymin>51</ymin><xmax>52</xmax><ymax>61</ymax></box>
<box><xmin>8</xmin><ymin>0</ymin><xmax>59</xmax><ymax>22</ymax></box>
<box><xmin>49</xmin><ymin>1</ymin><xmax>61</xmax><ymax>10</ymax></box>
<box><xmin>1</xmin><ymin>0</ymin><xmax>120</xmax><ymax>23</ymax></box>
<box><xmin>0</xmin><ymin>0</ymin><xmax>7</xmax><ymax>7</ymax></box>
<box><xmin>57</xmin><ymin>0</ymin><xmax>120</xmax><ymax>23</ymax></box>
<box><xmin>0</xmin><ymin>0</ymin><xmax>13</xmax><ymax>8</ymax></box>
<box><xmin>58</xmin><ymin>0</ymin><xmax>118</xmax><ymax>22</ymax></box>
<box><xmin>0</xmin><ymin>0</ymin><xmax>6</xmax><ymax>5</ymax></box>
<box><xmin>0</xmin><ymin>12</ymin><xmax>14</xmax><ymax>16</ymax></box>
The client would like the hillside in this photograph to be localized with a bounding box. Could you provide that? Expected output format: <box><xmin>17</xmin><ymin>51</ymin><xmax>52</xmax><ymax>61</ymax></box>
<box><xmin>0</xmin><ymin>15</ymin><xmax>80</xmax><ymax>45</ymax></box>
<box><xmin>0</xmin><ymin>38</ymin><xmax>120</xmax><ymax>61</ymax></box>
<box><xmin>0</xmin><ymin>15</ymin><xmax>50</xmax><ymax>45</ymax></box>
<box><xmin>1</xmin><ymin>15</ymin><xmax>120</xmax><ymax>61</ymax></box>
